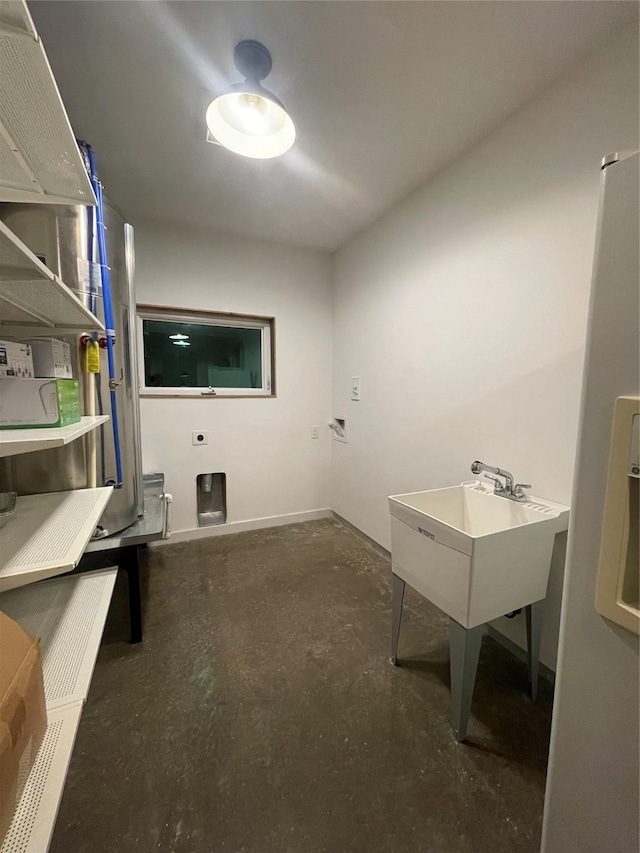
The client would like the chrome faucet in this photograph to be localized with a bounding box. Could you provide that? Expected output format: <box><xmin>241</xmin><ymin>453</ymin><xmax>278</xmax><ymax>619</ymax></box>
<box><xmin>470</xmin><ymin>461</ymin><xmax>531</xmax><ymax>502</ymax></box>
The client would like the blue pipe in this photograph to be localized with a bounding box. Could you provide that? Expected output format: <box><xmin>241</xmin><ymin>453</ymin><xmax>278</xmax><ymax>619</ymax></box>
<box><xmin>79</xmin><ymin>140</ymin><xmax>123</xmax><ymax>488</ymax></box>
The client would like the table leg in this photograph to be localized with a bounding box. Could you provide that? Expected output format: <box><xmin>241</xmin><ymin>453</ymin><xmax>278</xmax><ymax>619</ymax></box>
<box><xmin>449</xmin><ymin>619</ymin><xmax>484</xmax><ymax>742</ymax></box>
<box><xmin>526</xmin><ymin>600</ymin><xmax>544</xmax><ymax>701</ymax></box>
<box><xmin>391</xmin><ymin>574</ymin><xmax>405</xmax><ymax>665</ymax></box>
<box><xmin>123</xmin><ymin>545</ymin><xmax>143</xmax><ymax>644</ymax></box>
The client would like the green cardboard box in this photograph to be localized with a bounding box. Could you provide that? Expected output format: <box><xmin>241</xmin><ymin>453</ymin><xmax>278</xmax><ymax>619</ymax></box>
<box><xmin>0</xmin><ymin>378</ymin><xmax>81</xmax><ymax>428</ymax></box>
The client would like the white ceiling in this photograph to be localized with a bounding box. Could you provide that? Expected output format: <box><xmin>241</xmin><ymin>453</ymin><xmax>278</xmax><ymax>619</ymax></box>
<box><xmin>31</xmin><ymin>1</ymin><xmax>636</xmax><ymax>252</ymax></box>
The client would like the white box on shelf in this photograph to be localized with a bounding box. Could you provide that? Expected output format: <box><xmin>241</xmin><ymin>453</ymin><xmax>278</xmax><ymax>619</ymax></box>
<box><xmin>0</xmin><ymin>340</ymin><xmax>34</xmax><ymax>379</ymax></box>
<box><xmin>0</xmin><ymin>379</ymin><xmax>80</xmax><ymax>428</ymax></box>
<box><xmin>22</xmin><ymin>338</ymin><xmax>72</xmax><ymax>379</ymax></box>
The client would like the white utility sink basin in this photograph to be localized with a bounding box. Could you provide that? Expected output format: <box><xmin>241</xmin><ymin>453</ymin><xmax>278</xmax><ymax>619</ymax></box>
<box><xmin>389</xmin><ymin>481</ymin><xmax>569</xmax><ymax>628</ymax></box>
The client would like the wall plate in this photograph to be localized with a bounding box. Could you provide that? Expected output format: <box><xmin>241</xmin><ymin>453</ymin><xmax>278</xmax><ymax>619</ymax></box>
<box><xmin>332</xmin><ymin>417</ymin><xmax>347</xmax><ymax>443</ymax></box>
<box><xmin>351</xmin><ymin>376</ymin><xmax>361</xmax><ymax>401</ymax></box>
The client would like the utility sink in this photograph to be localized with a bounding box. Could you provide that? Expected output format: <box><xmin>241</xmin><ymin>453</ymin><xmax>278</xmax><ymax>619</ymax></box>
<box><xmin>389</xmin><ymin>481</ymin><xmax>569</xmax><ymax>628</ymax></box>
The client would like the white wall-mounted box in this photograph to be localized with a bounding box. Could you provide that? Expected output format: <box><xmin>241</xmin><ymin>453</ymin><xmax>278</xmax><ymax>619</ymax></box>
<box><xmin>595</xmin><ymin>396</ymin><xmax>640</xmax><ymax>635</ymax></box>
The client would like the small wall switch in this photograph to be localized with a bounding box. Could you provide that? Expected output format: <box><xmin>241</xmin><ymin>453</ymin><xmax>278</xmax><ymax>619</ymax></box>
<box><xmin>351</xmin><ymin>376</ymin><xmax>361</xmax><ymax>401</ymax></box>
<box><xmin>311</xmin><ymin>425</ymin><xmax>320</xmax><ymax>439</ymax></box>
<box><xmin>192</xmin><ymin>430</ymin><xmax>208</xmax><ymax>446</ymax></box>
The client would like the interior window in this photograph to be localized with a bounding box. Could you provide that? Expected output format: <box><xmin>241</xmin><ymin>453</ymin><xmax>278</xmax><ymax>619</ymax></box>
<box><xmin>138</xmin><ymin>310</ymin><xmax>274</xmax><ymax>396</ymax></box>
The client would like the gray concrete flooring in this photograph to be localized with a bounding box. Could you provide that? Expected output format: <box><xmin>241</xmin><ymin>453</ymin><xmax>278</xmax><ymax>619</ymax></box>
<box><xmin>50</xmin><ymin>519</ymin><xmax>553</xmax><ymax>853</ymax></box>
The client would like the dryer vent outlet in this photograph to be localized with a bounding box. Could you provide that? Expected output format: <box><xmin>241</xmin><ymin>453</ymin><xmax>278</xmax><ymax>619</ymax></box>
<box><xmin>197</xmin><ymin>472</ymin><xmax>226</xmax><ymax>526</ymax></box>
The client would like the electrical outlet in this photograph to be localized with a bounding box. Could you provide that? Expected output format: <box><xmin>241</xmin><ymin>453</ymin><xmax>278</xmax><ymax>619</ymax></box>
<box><xmin>351</xmin><ymin>376</ymin><xmax>361</xmax><ymax>401</ymax></box>
<box><xmin>192</xmin><ymin>430</ymin><xmax>208</xmax><ymax>446</ymax></box>
<box><xmin>311</xmin><ymin>425</ymin><xmax>320</xmax><ymax>439</ymax></box>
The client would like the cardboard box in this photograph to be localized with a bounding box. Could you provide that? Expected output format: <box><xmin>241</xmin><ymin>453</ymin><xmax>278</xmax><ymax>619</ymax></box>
<box><xmin>0</xmin><ymin>341</ymin><xmax>34</xmax><ymax>380</ymax></box>
<box><xmin>0</xmin><ymin>379</ymin><xmax>81</xmax><ymax>428</ymax></box>
<box><xmin>22</xmin><ymin>338</ymin><xmax>73</xmax><ymax>380</ymax></box>
<box><xmin>0</xmin><ymin>613</ymin><xmax>47</xmax><ymax>843</ymax></box>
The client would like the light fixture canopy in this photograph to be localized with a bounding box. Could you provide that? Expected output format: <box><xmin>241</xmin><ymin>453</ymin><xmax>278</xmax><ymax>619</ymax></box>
<box><xmin>206</xmin><ymin>39</ymin><xmax>295</xmax><ymax>159</ymax></box>
<box><xmin>169</xmin><ymin>333</ymin><xmax>189</xmax><ymax>340</ymax></box>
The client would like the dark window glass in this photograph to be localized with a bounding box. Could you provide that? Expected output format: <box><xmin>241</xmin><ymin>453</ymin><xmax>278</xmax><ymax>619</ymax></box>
<box><xmin>143</xmin><ymin>320</ymin><xmax>263</xmax><ymax>389</ymax></box>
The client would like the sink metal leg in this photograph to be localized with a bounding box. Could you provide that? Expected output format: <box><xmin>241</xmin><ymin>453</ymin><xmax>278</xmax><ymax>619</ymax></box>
<box><xmin>449</xmin><ymin>619</ymin><xmax>484</xmax><ymax>742</ymax></box>
<box><xmin>391</xmin><ymin>573</ymin><xmax>405</xmax><ymax>666</ymax></box>
<box><xmin>526</xmin><ymin>599</ymin><xmax>544</xmax><ymax>701</ymax></box>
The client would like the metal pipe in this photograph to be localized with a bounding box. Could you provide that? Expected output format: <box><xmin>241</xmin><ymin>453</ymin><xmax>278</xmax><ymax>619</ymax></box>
<box><xmin>80</xmin><ymin>141</ymin><xmax>123</xmax><ymax>487</ymax></box>
<box><xmin>83</xmin><ymin>201</ymin><xmax>98</xmax><ymax>488</ymax></box>
<box><xmin>471</xmin><ymin>460</ymin><xmax>514</xmax><ymax>490</ymax></box>
<box><xmin>85</xmin><ymin>371</ymin><xmax>97</xmax><ymax>488</ymax></box>
<box><xmin>86</xmin><ymin>204</ymin><xmax>96</xmax><ymax>316</ymax></box>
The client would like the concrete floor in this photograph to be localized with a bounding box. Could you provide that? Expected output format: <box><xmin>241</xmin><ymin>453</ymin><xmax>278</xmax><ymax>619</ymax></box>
<box><xmin>50</xmin><ymin>519</ymin><xmax>553</xmax><ymax>853</ymax></box>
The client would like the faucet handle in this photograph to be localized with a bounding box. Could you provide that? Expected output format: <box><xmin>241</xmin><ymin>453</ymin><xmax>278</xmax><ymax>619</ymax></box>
<box><xmin>484</xmin><ymin>473</ymin><xmax>505</xmax><ymax>493</ymax></box>
<box><xmin>513</xmin><ymin>483</ymin><xmax>531</xmax><ymax>499</ymax></box>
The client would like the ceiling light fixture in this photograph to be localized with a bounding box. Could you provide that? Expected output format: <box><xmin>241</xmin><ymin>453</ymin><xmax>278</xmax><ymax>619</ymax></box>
<box><xmin>206</xmin><ymin>40</ymin><xmax>295</xmax><ymax>159</ymax></box>
<box><xmin>172</xmin><ymin>340</ymin><xmax>191</xmax><ymax>347</ymax></box>
<box><xmin>169</xmin><ymin>333</ymin><xmax>189</xmax><ymax>340</ymax></box>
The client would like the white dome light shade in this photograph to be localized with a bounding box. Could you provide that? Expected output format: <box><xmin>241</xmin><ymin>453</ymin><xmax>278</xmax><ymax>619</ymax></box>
<box><xmin>206</xmin><ymin>84</ymin><xmax>295</xmax><ymax>159</ymax></box>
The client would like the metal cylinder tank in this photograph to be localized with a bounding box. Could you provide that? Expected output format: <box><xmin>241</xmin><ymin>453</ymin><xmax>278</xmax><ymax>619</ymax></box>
<box><xmin>0</xmin><ymin>200</ymin><xmax>143</xmax><ymax>535</ymax></box>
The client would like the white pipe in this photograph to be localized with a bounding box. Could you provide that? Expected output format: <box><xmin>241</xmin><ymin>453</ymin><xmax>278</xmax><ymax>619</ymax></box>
<box><xmin>85</xmin><ymin>368</ymin><xmax>97</xmax><ymax>488</ymax></box>
<box><xmin>162</xmin><ymin>493</ymin><xmax>173</xmax><ymax>539</ymax></box>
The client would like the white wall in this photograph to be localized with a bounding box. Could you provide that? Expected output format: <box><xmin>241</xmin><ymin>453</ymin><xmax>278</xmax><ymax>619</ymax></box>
<box><xmin>331</xmin><ymin>27</ymin><xmax>639</xmax><ymax>669</ymax></box>
<box><xmin>542</xmin><ymin>153</ymin><xmax>639</xmax><ymax>853</ymax></box>
<box><xmin>135</xmin><ymin>224</ymin><xmax>333</xmax><ymax>537</ymax></box>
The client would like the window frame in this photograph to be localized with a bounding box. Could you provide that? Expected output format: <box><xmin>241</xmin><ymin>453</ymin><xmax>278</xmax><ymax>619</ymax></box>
<box><xmin>137</xmin><ymin>304</ymin><xmax>276</xmax><ymax>398</ymax></box>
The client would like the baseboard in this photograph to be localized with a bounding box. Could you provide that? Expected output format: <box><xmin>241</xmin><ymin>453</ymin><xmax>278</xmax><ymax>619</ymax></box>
<box><xmin>155</xmin><ymin>508</ymin><xmax>332</xmax><ymax>545</ymax></box>
<box><xmin>332</xmin><ymin>512</ymin><xmax>392</xmax><ymax>559</ymax></box>
<box><xmin>332</xmin><ymin>512</ymin><xmax>556</xmax><ymax>684</ymax></box>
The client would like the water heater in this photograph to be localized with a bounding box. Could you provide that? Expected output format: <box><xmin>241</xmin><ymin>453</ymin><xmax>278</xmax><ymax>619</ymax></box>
<box><xmin>0</xmin><ymin>201</ymin><xmax>143</xmax><ymax>535</ymax></box>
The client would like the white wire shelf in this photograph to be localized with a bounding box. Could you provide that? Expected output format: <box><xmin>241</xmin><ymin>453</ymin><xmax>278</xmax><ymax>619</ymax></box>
<box><xmin>0</xmin><ymin>567</ymin><xmax>117</xmax><ymax>711</ymax></box>
<box><xmin>0</xmin><ymin>415</ymin><xmax>110</xmax><ymax>459</ymax></box>
<box><xmin>0</xmin><ymin>703</ymin><xmax>82</xmax><ymax>853</ymax></box>
<box><xmin>0</xmin><ymin>0</ymin><xmax>96</xmax><ymax>207</ymax></box>
<box><xmin>0</xmin><ymin>568</ymin><xmax>117</xmax><ymax>853</ymax></box>
<box><xmin>0</xmin><ymin>221</ymin><xmax>104</xmax><ymax>332</ymax></box>
<box><xmin>0</xmin><ymin>488</ymin><xmax>113</xmax><ymax>593</ymax></box>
